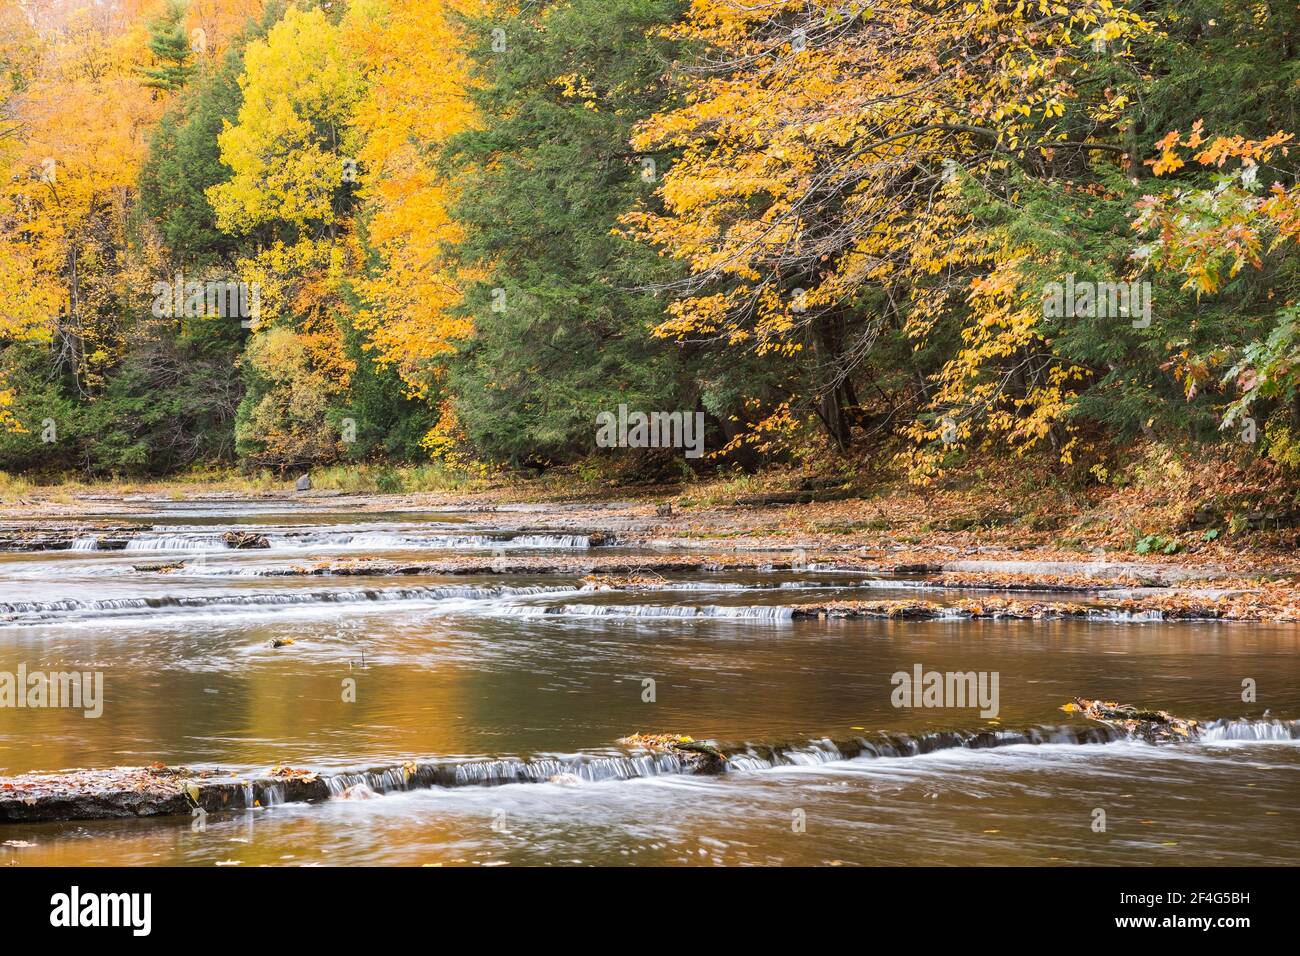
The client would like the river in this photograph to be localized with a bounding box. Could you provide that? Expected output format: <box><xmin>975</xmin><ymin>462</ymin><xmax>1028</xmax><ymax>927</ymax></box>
<box><xmin>1</xmin><ymin>501</ymin><xmax>1296</xmax><ymax>865</ymax></box>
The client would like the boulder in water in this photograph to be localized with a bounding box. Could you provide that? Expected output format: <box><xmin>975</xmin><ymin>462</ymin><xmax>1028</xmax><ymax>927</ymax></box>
<box><xmin>617</xmin><ymin>733</ymin><xmax>726</xmax><ymax>774</ymax></box>
<box><xmin>222</xmin><ymin>531</ymin><xmax>270</xmax><ymax>550</ymax></box>
<box><xmin>295</xmin><ymin>474</ymin><xmax>312</xmax><ymax>492</ymax></box>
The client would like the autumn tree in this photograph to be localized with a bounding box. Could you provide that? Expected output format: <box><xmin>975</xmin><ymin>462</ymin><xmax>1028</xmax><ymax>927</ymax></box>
<box><xmin>343</xmin><ymin>0</ymin><xmax>479</xmax><ymax>400</ymax></box>
<box><xmin>185</xmin><ymin>0</ymin><xmax>268</xmax><ymax>61</ymax></box>
<box><xmin>623</xmin><ymin>0</ymin><xmax>1153</xmax><ymax>475</ymax></box>
<box><xmin>1133</xmin><ymin>127</ymin><xmax>1300</xmax><ymax>466</ymax></box>
<box><xmin>0</xmin><ymin>0</ymin><xmax>164</xmax><ymax>406</ymax></box>
<box><xmin>207</xmin><ymin>3</ymin><xmax>362</xmax><ymax>470</ymax></box>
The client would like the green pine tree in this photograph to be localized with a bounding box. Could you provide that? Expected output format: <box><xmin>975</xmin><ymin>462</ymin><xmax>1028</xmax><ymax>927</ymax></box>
<box><xmin>139</xmin><ymin>0</ymin><xmax>195</xmax><ymax>93</ymax></box>
<box><xmin>441</xmin><ymin>0</ymin><xmax>705</xmax><ymax>467</ymax></box>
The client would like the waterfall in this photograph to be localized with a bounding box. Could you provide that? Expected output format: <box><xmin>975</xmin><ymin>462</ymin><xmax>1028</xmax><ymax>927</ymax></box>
<box><xmin>502</xmin><ymin>602</ymin><xmax>796</xmax><ymax>622</ymax></box>
<box><xmin>5</xmin><ymin>717</ymin><xmax>1295</xmax><ymax>824</ymax></box>
<box><xmin>0</xmin><ymin>583</ymin><xmax>583</xmax><ymax>626</ymax></box>
<box><xmin>1200</xmin><ymin>717</ymin><xmax>1300</xmax><ymax>741</ymax></box>
<box><xmin>125</xmin><ymin>534</ymin><xmax>225</xmax><ymax>552</ymax></box>
<box><xmin>116</xmin><ymin>531</ymin><xmax>603</xmax><ymax>553</ymax></box>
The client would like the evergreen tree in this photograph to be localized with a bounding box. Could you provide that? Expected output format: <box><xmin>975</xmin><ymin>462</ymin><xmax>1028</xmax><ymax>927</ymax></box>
<box><xmin>139</xmin><ymin>0</ymin><xmax>195</xmax><ymax>93</ymax></box>
<box><xmin>138</xmin><ymin>54</ymin><xmax>244</xmax><ymax>265</ymax></box>
<box><xmin>442</xmin><ymin>0</ymin><xmax>700</xmax><ymax>467</ymax></box>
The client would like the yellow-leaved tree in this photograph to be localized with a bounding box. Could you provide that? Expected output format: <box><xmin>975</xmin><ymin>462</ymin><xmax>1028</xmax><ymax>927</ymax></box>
<box><xmin>624</xmin><ymin>0</ymin><xmax>1151</xmax><ymax>479</ymax></box>
<box><xmin>207</xmin><ymin>3</ymin><xmax>362</xmax><ymax>469</ymax></box>
<box><xmin>186</xmin><ymin>0</ymin><xmax>267</xmax><ymax>61</ymax></box>
<box><xmin>0</xmin><ymin>0</ymin><xmax>166</xmax><ymax>418</ymax></box>
<box><xmin>343</xmin><ymin>0</ymin><xmax>482</xmax><ymax>457</ymax></box>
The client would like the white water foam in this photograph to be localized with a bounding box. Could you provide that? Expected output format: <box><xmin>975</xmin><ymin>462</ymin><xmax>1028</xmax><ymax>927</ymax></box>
<box><xmin>1199</xmin><ymin>717</ymin><xmax>1300</xmax><ymax>742</ymax></box>
<box><xmin>100</xmin><ymin>532</ymin><xmax>601</xmax><ymax>553</ymax></box>
<box><xmin>500</xmin><ymin>602</ymin><xmax>796</xmax><ymax>622</ymax></box>
<box><xmin>0</xmin><ymin>583</ymin><xmax>581</xmax><ymax>626</ymax></box>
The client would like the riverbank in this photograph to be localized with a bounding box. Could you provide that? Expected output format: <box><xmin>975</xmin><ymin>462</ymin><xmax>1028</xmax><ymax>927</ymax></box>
<box><xmin>6</xmin><ymin>445</ymin><xmax>1300</xmax><ymax>569</ymax></box>
<box><xmin>5</xmin><ymin>459</ymin><xmax>1300</xmax><ymax>602</ymax></box>
<box><xmin>5</xmin><ymin>513</ymin><xmax>1300</xmax><ymax>620</ymax></box>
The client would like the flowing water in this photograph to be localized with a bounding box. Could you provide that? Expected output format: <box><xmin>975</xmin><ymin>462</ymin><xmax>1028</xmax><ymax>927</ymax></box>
<box><xmin>1</xmin><ymin>502</ymin><xmax>1297</xmax><ymax>866</ymax></box>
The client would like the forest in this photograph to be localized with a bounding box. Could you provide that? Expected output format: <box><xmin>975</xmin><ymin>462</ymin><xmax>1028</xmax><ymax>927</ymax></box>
<box><xmin>0</xmin><ymin>0</ymin><xmax>1297</xmax><ymax>493</ymax></box>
